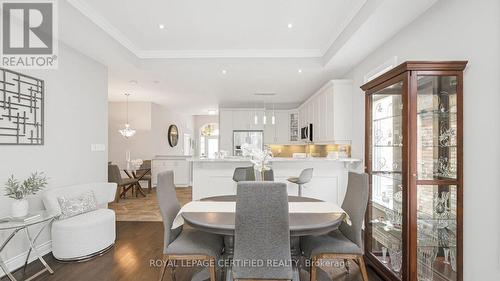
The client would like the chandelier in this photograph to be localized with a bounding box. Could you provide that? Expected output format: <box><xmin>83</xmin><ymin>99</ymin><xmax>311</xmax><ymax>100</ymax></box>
<box><xmin>201</xmin><ymin>124</ymin><xmax>215</xmax><ymax>136</ymax></box>
<box><xmin>119</xmin><ymin>93</ymin><xmax>136</xmax><ymax>138</ymax></box>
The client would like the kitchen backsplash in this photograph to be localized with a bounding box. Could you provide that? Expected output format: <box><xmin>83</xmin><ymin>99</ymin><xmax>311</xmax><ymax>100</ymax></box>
<box><xmin>267</xmin><ymin>144</ymin><xmax>351</xmax><ymax>158</ymax></box>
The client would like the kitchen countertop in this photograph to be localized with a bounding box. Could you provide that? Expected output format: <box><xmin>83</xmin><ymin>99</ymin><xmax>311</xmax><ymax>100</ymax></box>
<box><xmin>187</xmin><ymin>157</ymin><xmax>361</xmax><ymax>163</ymax></box>
<box><xmin>154</xmin><ymin>155</ymin><xmax>193</xmax><ymax>159</ymax></box>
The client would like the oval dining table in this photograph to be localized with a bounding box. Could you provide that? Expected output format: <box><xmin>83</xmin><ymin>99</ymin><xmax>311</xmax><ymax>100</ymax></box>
<box><xmin>181</xmin><ymin>195</ymin><xmax>345</xmax><ymax>281</ymax></box>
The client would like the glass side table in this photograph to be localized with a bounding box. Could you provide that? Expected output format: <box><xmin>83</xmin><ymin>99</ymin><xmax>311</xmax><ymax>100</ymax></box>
<box><xmin>0</xmin><ymin>211</ymin><xmax>55</xmax><ymax>281</ymax></box>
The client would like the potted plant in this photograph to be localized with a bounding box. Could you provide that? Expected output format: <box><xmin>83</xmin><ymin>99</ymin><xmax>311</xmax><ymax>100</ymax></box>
<box><xmin>4</xmin><ymin>172</ymin><xmax>48</xmax><ymax>218</ymax></box>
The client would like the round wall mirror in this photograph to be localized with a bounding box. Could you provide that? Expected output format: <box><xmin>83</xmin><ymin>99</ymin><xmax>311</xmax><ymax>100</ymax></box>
<box><xmin>168</xmin><ymin>125</ymin><xmax>179</xmax><ymax>147</ymax></box>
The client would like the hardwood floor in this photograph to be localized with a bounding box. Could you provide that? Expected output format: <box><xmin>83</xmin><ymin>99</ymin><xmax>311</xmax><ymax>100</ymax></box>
<box><xmin>109</xmin><ymin>187</ymin><xmax>192</xmax><ymax>222</ymax></box>
<box><xmin>2</xmin><ymin>221</ymin><xmax>383</xmax><ymax>281</ymax></box>
<box><xmin>2</xmin><ymin>188</ymin><xmax>383</xmax><ymax>281</ymax></box>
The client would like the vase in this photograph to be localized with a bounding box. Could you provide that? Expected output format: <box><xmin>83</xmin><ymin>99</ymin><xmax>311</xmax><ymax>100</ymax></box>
<box><xmin>11</xmin><ymin>199</ymin><xmax>29</xmax><ymax>218</ymax></box>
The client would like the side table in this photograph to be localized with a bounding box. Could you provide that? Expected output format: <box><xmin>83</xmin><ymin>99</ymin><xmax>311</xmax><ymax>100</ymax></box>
<box><xmin>0</xmin><ymin>211</ymin><xmax>55</xmax><ymax>281</ymax></box>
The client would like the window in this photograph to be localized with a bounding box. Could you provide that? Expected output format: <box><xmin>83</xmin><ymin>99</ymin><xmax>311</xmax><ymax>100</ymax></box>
<box><xmin>199</xmin><ymin>123</ymin><xmax>219</xmax><ymax>158</ymax></box>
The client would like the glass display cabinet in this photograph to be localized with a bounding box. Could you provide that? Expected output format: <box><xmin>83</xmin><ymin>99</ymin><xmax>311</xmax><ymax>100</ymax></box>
<box><xmin>361</xmin><ymin>61</ymin><xmax>467</xmax><ymax>281</ymax></box>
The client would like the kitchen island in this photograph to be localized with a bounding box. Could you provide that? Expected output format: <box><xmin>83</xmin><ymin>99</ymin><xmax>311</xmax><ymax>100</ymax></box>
<box><xmin>188</xmin><ymin>157</ymin><xmax>361</xmax><ymax>205</ymax></box>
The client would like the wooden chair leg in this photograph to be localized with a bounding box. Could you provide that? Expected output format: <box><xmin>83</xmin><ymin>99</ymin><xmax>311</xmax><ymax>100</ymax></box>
<box><xmin>310</xmin><ymin>257</ymin><xmax>317</xmax><ymax>281</ymax></box>
<box><xmin>170</xmin><ymin>263</ymin><xmax>177</xmax><ymax>281</ymax></box>
<box><xmin>358</xmin><ymin>256</ymin><xmax>369</xmax><ymax>281</ymax></box>
<box><xmin>158</xmin><ymin>259</ymin><xmax>168</xmax><ymax>281</ymax></box>
<box><xmin>208</xmin><ymin>258</ymin><xmax>216</xmax><ymax>281</ymax></box>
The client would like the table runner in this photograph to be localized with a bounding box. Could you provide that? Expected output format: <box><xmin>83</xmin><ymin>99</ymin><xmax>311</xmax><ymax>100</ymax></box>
<box><xmin>172</xmin><ymin>201</ymin><xmax>350</xmax><ymax>229</ymax></box>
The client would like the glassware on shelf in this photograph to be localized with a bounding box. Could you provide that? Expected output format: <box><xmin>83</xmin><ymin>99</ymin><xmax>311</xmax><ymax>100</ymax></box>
<box><xmin>450</xmin><ymin>247</ymin><xmax>457</xmax><ymax>272</ymax></box>
<box><xmin>389</xmin><ymin>246</ymin><xmax>403</xmax><ymax>273</ymax></box>
<box><xmin>417</xmin><ymin>247</ymin><xmax>438</xmax><ymax>281</ymax></box>
<box><xmin>439</xmin><ymin>122</ymin><xmax>456</xmax><ymax>147</ymax></box>
<box><xmin>375</xmin><ymin>129</ymin><xmax>383</xmax><ymax>145</ymax></box>
<box><xmin>385</xmin><ymin>209</ymin><xmax>402</xmax><ymax>230</ymax></box>
<box><xmin>377</xmin><ymin>157</ymin><xmax>387</xmax><ymax>171</ymax></box>
<box><xmin>438</xmin><ymin>228</ymin><xmax>451</xmax><ymax>247</ymax></box>
<box><xmin>434</xmin><ymin>157</ymin><xmax>456</xmax><ymax>178</ymax></box>
<box><xmin>434</xmin><ymin>191</ymin><xmax>451</xmax><ymax>221</ymax></box>
<box><xmin>369</xmin><ymin>83</ymin><xmax>404</xmax><ymax>278</ymax></box>
<box><xmin>444</xmin><ymin>248</ymin><xmax>451</xmax><ymax>264</ymax></box>
<box><xmin>382</xmin><ymin>247</ymin><xmax>388</xmax><ymax>264</ymax></box>
<box><xmin>417</xmin><ymin>220</ymin><xmax>438</xmax><ymax>247</ymax></box>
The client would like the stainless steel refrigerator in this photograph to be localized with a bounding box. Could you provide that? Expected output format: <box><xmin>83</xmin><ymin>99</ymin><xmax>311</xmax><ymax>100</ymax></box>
<box><xmin>233</xmin><ymin>130</ymin><xmax>263</xmax><ymax>156</ymax></box>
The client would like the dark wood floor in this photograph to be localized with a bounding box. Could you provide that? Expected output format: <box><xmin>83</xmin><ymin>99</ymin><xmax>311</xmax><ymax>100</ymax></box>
<box><xmin>2</xmin><ymin>222</ymin><xmax>383</xmax><ymax>281</ymax></box>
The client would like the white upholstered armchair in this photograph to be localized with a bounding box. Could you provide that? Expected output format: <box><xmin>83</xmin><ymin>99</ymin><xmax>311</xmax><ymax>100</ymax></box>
<box><xmin>42</xmin><ymin>182</ymin><xmax>117</xmax><ymax>261</ymax></box>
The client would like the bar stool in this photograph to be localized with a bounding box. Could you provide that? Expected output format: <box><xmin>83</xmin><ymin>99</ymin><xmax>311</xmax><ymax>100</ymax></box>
<box><xmin>287</xmin><ymin>168</ymin><xmax>313</xmax><ymax>197</ymax></box>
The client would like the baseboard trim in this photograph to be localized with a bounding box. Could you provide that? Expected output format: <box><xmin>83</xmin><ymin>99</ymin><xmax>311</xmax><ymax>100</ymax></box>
<box><xmin>0</xmin><ymin>240</ymin><xmax>52</xmax><ymax>278</ymax></box>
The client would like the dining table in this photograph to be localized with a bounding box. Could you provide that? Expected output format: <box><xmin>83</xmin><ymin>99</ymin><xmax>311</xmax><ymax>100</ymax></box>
<box><xmin>179</xmin><ymin>195</ymin><xmax>346</xmax><ymax>281</ymax></box>
<box><xmin>123</xmin><ymin>167</ymin><xmax>150</xmax><ymax>197</ymax></box>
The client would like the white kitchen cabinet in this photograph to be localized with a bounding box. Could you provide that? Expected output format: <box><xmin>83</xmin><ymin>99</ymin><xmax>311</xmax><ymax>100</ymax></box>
<box><xmin>298</xmin><ymin>80</ymin><xmax>352</xmax><ymax>143</ymax></box>
<box><xmin>152</xmin><ymin>157</ymin><xmax>192</xmax><ymax>187</ymax></box>
<box><xmin>331</xmin><ymin>82</ymin><xmax>353</xmax><ymax>141</ymax></box>
<box><xmin>232</xmin><ymin>109</ymin><xmax>264</xmax><ymax>131</ymax></box>
<box><xmin>232</xmin><ymin>110</ymin><xmax>251</xmax><ymax>130</ymax></box>
<box><xmin>219</xmin><ymin>110</ymin><xmax>233</xmax><ymax>153</ymax></box>
<box><xmin>264</xmin><ymin>110</ymin><xmax>290</xmax><ymax>144</ymax></box>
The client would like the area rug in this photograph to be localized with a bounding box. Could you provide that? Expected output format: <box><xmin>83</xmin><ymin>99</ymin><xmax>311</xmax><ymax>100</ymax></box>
<box><xmin>109</xmin><ymin>187</ymin><xmax>192</xmax><ymax>222</ymax></box>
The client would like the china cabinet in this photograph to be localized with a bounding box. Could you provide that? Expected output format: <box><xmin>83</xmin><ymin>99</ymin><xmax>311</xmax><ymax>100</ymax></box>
<box><xmin>361</xmin><ymin>61</ymin><xmax>467</xmax><ymax>281</ymax></box>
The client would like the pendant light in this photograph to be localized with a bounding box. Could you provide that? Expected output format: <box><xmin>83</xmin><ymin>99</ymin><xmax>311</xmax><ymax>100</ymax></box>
<box><xmin>262</xmin><ymin>100</ymin><xmax>267</xmax><ymax>125</ymax></box>
<box><xmin>119</xmin><ymin>93</ymin><xmax>136</xmax><ymax>138</ymax></box>
<box><xmin>254</xmin><ymin>100</ymin><xmax>258</xmax><ymax>125</ymax></box>
<box><xmin>271</xmin><ymin>103</ymin><xmax>276</xmax><ymax>125</ymax></box>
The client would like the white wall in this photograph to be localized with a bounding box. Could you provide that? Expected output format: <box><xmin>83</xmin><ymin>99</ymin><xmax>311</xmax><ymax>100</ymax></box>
<box><xmin>151</xmin><ymin>103</ymin><xmax>194</xmax><ymax>156</ymax></box>
<box><xmin>0</xmin><ymin>43</ymin><xmax>108</xmax><ymax>273</ymax></box>
<box><xmin>108</xmin><ymin>102</ymin><xmax>195</xmax><ymax>165</ymax></box>
<box><xmin>346</xmin><ymin>0</ymin><xmax>500</xmax><ymax>279</ymax></box>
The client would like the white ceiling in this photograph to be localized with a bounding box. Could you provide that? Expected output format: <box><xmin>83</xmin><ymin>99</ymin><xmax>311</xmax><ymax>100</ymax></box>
<box><xmin>71</xmin><ymin>0</ymin><xmax>365</xmax><ymax>57</ymax></box>
<box><xmin>63</xmin><ymin>0</ymin><xmax>438</xmax><ymax>115</ymax></box>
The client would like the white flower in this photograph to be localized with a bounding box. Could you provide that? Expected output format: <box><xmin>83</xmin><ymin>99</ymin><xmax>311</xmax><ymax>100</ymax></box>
<box><xmin>242</xmin><ymin>145</ymin><xmax>272</xmax><ymax>172</ymax></box>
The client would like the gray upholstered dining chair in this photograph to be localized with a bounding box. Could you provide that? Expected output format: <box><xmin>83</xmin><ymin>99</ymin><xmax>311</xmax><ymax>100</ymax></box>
<box><xmin>262</xmin><ymin>168</ymin><xmax>274</xmax><ymax>181</ymax></box>
<box><xmin>232</xmin><ymin>166</ymin><xmax>256</xmax><ymax>182</ymax></box>
<box><xmin>157</xmin><ymin>171</ymin><xmax>224</xmax><ymax>281</ymax></box>
<box><xmin>138</xmin><ymin>160</ymin><xmax>152</xmax><ymax>192</ymax></box>
<box><xmin>301</xmin><ymin>172</ymin><xmax>369</xmax><ymax>281</ymax></box>
<box><xmin>232</xmin><ymin>181</ymin><xmax>294</xmax><ymax>280</ymax></box>
<box><xmin>108</xmin><ymin>164</ymin><xmax>138</xmax><ymax>202</ymax></box>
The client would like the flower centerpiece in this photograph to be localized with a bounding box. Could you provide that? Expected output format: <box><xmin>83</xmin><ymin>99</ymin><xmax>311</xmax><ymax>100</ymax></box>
<box><xmin>4</xmin><ymin>172</ymin><xmax>48</xmax><ymax>217</ymax></box>
<box><xmin>241</xmin><ymin>143</ymin><xmax>272</xmax><ymax>180</ymax></box>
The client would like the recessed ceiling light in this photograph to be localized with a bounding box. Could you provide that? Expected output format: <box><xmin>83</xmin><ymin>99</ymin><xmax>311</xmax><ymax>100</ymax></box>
<box><xmin>158</xmin><ymin>24</ymin><xmax>165</xmax><ymax>29</ymax></box>
<box><xmin>287</xmin><ymin>23</ymin><xmax>293</xmax><ymax>29</ymax></box>
<box><xmin>298</xmin><ymin>69</ymin><xmax>302</xmax><ymax>73</ymax></box>
<box><xmin>221</xmin><ymin>69</ymin><xmax>227</xmax><ymax>74</ymax></box>
<box><xmin>208</xmin><ymin>109</ymin><xmax>217</xmax><ymax>115</ymax></box>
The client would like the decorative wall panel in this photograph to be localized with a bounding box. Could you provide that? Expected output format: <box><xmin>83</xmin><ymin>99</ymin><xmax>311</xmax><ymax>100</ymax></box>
<box><xmin>0</xmin><ymin>68</ymin><xmax>44</xmax><ymax>145</ymax></box>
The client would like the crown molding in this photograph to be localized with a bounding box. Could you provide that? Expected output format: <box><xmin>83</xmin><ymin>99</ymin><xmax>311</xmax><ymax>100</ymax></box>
<box><xmin>137</xmin><ymin>49</ymin><xmax>323</xmax><ymax>59</ymax></box>
<box><xmin>319</xmin><ymin>0</ymin><xmax>368</xmax><ymax>55</ymax></box>
<box><xmin>67</xmin><ymin>0</ymin><xmax>140</xmax><ymax>55</ymax></box>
